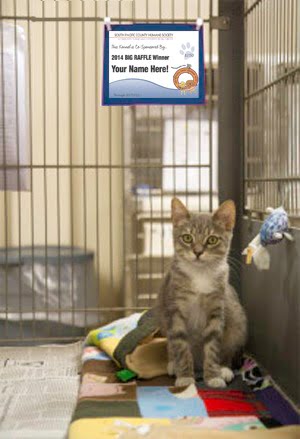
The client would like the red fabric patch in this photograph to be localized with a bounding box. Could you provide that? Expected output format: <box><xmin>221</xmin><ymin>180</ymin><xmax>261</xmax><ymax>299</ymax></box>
<box><xmin>198</xmin><ymin>390</ymin><xmax>269</xmax><ymax>417</ymax></box>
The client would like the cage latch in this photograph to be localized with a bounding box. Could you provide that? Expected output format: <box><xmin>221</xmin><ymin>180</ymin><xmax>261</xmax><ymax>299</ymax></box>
<box><xmin>210</xmin><ymin>16</ymin><xmax>230</xmax><ymax>30</ymax></box>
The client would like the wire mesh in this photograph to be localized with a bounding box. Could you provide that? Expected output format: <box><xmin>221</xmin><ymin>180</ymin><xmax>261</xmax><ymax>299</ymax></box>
<box><xmin>0</xmin><ymin>0</ymin><xmax>218</xmax><ymax>344</ymax></box>
<box><xmin>244</xmin><ymin>0</ymin><xmax>300</xmax><ymax>221</ymax></box>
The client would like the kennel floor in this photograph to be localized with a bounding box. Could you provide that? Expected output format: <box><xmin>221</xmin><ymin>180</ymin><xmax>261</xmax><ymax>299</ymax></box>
<box><xmin>0</xmin><ymin>342</ymin><xmax>299</xmax><ymax>439</ymax></box>
<box><xmin>69</xmin><ymin>344</ymin><xmax>300</xmax><ymax>438</ymax></box>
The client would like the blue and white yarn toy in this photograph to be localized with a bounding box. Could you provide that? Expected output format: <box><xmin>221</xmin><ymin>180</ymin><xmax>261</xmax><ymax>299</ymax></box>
<box><xmin>242</xmin><ymin>206</ymin><xmax>294</xmax><ymax>270</ymax></box>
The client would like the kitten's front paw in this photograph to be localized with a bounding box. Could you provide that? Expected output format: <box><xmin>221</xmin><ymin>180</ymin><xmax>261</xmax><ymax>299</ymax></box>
<box><xmin>175</xmin><ymin>376</ymin><xmax>195</xmax><ymax>387</ymax></box>
<box><xmin>206</xmin><ymin>377</ymin><xmax>227</xmax><ymax>388</ymax></box>
<box><xmin>220</xmin><ymin>367</ymin><xmax>234</xmax><ymax>383</ymax></box>
<box><xmin>167</xmin><ymin>361</ymin><xmax>175</xmax><ymax>376</ymax></box>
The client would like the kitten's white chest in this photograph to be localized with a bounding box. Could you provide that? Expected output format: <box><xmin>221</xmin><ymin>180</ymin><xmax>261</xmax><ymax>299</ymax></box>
<box><xmin>178</xmin><ymin>261</ymin><xmax>216</xmax><ymax>332</ymax></box>
<box><xmin>189</xmin><ymin>270</ymin><xmax>215</xmax><ymax>295</ymax></box>
<box><xmin>180</xmin><ymin>262</ymin><xmax>215</xmax><ymax>295</ymax></box>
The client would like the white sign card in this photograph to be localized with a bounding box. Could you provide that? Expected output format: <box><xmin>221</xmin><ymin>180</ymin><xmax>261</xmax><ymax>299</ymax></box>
<box><xmin>102</xmin><ymin>23</ymin><xmax>205</xmax><ymax>106</ymax></box>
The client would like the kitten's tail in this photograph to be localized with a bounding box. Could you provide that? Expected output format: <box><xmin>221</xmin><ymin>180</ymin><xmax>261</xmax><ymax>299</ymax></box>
<box><xmin>253</xmin><ymin>246</ymin><xmax>270</xmax><ymax>270</ymax></box>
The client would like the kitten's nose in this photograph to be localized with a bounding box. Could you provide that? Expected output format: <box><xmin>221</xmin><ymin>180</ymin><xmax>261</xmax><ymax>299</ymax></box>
<box><xmin>194</xmin><ymin>251</ymin><xmax>203</xmax><ymax>259</ymax></box>
<box><xmin>193</xmin><ymin>246</ymin><xmax>204</xmax><ymax>259</ymax></box>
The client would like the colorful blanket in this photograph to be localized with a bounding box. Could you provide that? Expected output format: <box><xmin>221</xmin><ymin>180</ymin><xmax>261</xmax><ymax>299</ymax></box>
<box><xmin>68</xmin><ymin>313</ymin><xmax>300</xmax><ymax>439</ymax></box>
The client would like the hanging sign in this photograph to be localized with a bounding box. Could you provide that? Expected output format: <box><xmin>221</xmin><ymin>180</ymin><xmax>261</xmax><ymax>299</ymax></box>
<box><xmin>102</xmin><ymin>23</ymin><xmax>205</xmax><ymax>106</ymax></box>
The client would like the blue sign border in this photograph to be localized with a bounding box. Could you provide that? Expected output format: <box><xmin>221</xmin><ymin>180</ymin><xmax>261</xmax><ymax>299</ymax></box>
<box><xmin>102</xmin><ymin>23</ymin><xmax>206</xmax><ymax>106</ymax></box>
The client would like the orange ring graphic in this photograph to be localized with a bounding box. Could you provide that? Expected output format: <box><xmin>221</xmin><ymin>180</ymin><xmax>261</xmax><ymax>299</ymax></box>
<box><xmin>173</xmin><ymin>66</ymin><xmax>199</xmax><ymax>92</ymax></box>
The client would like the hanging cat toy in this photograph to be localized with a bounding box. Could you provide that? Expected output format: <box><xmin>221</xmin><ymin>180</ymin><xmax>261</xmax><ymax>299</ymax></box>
<box><xmin>242</xmin><ymin>207</ymin><xmax>294</xmax><ymax>270</ymax></box>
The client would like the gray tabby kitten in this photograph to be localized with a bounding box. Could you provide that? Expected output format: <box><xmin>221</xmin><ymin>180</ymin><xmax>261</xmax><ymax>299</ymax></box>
<box><xmin>157</xmin><ymin>198</ymin><xmax>247</xmax><ymax>388</ymax></box>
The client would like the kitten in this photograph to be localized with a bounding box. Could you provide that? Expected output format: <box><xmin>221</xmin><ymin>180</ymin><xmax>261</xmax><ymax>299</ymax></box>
<box><xmin>156</xmin><ymin>198</ymin><xmax>247</xmax><ymax>388</ymax></box>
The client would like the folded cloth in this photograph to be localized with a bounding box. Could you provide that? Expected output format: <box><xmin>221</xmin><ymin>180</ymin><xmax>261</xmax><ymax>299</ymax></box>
<box><xmin>85</xmin><ymin>309</ymin><xmax>168</xmax><ymax>379</ymax></box>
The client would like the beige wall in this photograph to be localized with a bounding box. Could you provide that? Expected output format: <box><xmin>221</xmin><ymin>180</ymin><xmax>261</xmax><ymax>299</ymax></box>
<box><xmin>0</xmin><ymin>0</ymin><xmax>125</xmax><ymax>308</ymax></box>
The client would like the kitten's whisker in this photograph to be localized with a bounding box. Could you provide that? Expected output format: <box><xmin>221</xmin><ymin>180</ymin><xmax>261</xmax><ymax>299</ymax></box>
<box><xmin>228</xmin><ymin>261</ymin><xmax>239</xmax><ymax>270</ymax></box>
<box><xmin>228</xmin><ymin>262</ymin><xmax>241</xmax><ymax>278</ymax></box>
<box><xmin>227</xmin><ymin>256</ymin><xmax>243</xmax><ymax>268</ymax></box>
<box><xmin>227</xmin><ymin>259</ymin><xmax>241</xmax><ymax>271</ymax></box>
<box><xmin>228</xmin><ymin>263</ymin><xmax>241</xmax><ymax>275</ymax></box>
<box><xmin>228</xmin><ymin>251</ymin><xmax>243</xmax><ymax>261</ymax></box>
<box><xmin>227</xmin><ymin>260</ymin><xmax>241</xmax><ymax>279</ymax></box>
<box><xmin>229</xmin><ymin>249</ymin><xmax>244</xmax><ymax>260</ymax></box>
<box><xmin>229</xmin><ymin>269</ymin><xmax>240</xmax><ymax>282</ymax></box>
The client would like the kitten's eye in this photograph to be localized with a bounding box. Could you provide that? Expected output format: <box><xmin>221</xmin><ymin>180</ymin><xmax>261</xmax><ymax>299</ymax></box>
<box><xmin>181</xmin><ymin>234</ymin><xmax>193</xmax><ymax>244</ymax></box>
<box><xmin>207</xmin><ymin>235</ymin><xmax>219</xmax><ymax>246</ymax></box>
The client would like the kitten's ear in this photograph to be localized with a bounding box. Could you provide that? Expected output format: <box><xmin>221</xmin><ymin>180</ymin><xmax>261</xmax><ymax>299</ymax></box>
<box><xmin>213</xmin><ymin>200</ymin><xmax>236</xmax><ymax>231</ymax></box>
<box><xmin>171</xmin><ymin>198</ymin><xmax>190</xmax><ymax>225</ymax></box>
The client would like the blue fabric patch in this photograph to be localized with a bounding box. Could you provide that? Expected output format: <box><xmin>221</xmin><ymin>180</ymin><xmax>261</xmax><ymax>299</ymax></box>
<box><xmin>82</xmin><ymin>349</ymin><xmax>111</xmax><ymax>362</ymax></box>
<box><xmin>93</xmin><ymin>352</ymin><xmax>111</xmax><ymax>360</ymax></box>
<box><xmin>97</xmin><ymin>330</ymin><xmax>115</xmax><ymax>340</ymax></box>
<box><xmin>136</xmin><ymin>386</ymin><xmax>208</xmax><ymax>418</ymax></box>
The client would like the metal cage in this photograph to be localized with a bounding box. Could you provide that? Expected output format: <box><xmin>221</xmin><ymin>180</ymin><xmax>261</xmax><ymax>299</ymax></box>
<box><xmin>0</xmin><ymin>0</ymin><xmax>299</xmax><ymax>357</ymax></box>
<box><xmin>244</xmin><ymin>0</ymin><xmax>300</xmax><ymax>222</ymax></box>
<box><xmin>0</xmin><ymin>0</ymin><xmax>219</xmax><ymax>344</ymax></box>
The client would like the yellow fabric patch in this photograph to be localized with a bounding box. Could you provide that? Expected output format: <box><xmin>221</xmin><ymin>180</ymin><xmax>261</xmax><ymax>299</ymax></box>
<box><xmin>99</xmin><ymin>337</ymin><xmax>120</xmax><ymax>360</ymax></box>
<box><xmin>68</xmin><ymin>417</ymin><xmax>171</xmax><ymax>439</ymax></box>
<box><xmin>86</xmin><ymin>328</ymin><xmax>101</xmax><ymax>346</ymax></box>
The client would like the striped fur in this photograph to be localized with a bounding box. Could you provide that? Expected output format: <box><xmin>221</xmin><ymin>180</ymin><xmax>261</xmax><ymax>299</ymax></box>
<box><xmin>156</xmin><ymin>198</ymin><xmax>247</xmax><ymax>388</ymax></box>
